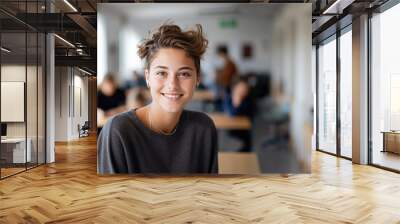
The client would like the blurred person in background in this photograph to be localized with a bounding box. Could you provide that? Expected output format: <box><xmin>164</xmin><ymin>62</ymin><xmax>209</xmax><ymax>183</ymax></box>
<box><xmin>216</xmin><ymin>45</ymin><xmax>237</xmax><ymax>93</ymax></box>
<box><xmin>224</xmin><ymin>76</ymin><xmax>254</xmax><ymax>152</ymax></box>
<box><xmin>215</xmin><ymin>45</ymin><xmax>237</xmax><ymax>111</ymax></box>
<box><xmin>97</xmin><ymin>73</ymin><xmax>126</xmax><ymax>120</ymax></box>
<box><xmin>126</xmin><ymin>88</ymin><xmax>147</xmax><ymax>110</ymax></box>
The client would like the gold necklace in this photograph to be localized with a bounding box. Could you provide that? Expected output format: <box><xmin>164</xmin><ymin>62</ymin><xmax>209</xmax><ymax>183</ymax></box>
<box><xmin>147</xmin><ymin>109</ymin><xmax>177</xmax><ymax>135</ymax></box>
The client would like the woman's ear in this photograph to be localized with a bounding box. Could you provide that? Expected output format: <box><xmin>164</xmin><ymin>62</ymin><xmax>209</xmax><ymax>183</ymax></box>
<box><xmin>144</xmin><ymin>69</ymin><xmax>150</xmax><ymax>88</ymax></box>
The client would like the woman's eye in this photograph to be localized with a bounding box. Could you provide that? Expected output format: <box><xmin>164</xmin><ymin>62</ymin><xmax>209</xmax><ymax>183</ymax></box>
<box><xmin>179</xmin><ymin>72</ymin><xmax>192</xmax><ymax>78</ymax></box>
<box><xmin>156</xmin><ymin>71</ymin><xmax>167</xmax><ymax>77</ymax></box>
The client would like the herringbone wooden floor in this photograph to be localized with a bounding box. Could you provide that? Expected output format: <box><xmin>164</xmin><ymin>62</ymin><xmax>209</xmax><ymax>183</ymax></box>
<box><xmin>1</xmin><ymin>135</ymin><xmax>400</xmax><ymax>223</ymax></box>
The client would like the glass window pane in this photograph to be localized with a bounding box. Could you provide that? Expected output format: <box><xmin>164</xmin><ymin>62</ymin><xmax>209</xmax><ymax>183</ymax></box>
<box><xmin>340</xmin><ymin>29</ymin><xmax>352</xmax><ymax>158</ymax></box>
<box><xmin>27</xmin><ymin>31</ymin><xmax>38</xmax><ymax>169</ymax></box>
<box><xmin>38</xmin><ymin>33</ymin><xmax>45</xmax><ymax>165</ymax></box>
<box><xmin>318</xmin><ymin>37</ymin><xmax>337</xmax><ymax>154</ymax></box>
<box><xmin>1</xmin><ymin>31</ymin><xmax>27</xmax><ymax>177</ymax></box>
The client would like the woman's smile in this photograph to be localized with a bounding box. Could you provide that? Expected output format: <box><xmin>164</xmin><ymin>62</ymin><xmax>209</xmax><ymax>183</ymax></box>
<box><xmin>161</xmin><ymin>92</ymin><xmax>184</xmax><ymax>101</ymax></box>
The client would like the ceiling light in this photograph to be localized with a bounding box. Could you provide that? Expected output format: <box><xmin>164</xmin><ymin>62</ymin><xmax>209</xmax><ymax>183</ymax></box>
<box><xmin>78</xmin><ymin>67</ymin><xmax>92</xmax><ymax>76</ymax></box>
<box><xmin>323</xmin><ymin>0</ymin><xmax>341</xmax><ymax>14</ymax></box>
<box><xmin>322</xmin><ymin>0</ymin><xmax>355</xmax><ymax>15</ymax></box>
<box><xmin>63</xmin><ymin>0</ymin><xmax>78</xmax><ymax>12</ymax></box>
<box><xmin>54</xmin><ymin>34</ymin><xmax>75</xmax><ymax>48</ymax></box>
<box><xmin>1</xmin><ymin>47</ymin><xmax>11</xmax><ymax>53</ymax></box>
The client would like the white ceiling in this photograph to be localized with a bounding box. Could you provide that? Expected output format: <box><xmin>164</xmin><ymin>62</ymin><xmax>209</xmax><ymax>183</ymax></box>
<box><xmin>99</xmin><ymin>3</ymin><xmax>284</xmax><ymax>20</ymax></box>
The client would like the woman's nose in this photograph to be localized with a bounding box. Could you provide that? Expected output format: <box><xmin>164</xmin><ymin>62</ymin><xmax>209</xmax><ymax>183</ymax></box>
<box><xmin>166</xmin><ymin>74</ymin><xmax>179</xmax><ymax>89</ymax></box>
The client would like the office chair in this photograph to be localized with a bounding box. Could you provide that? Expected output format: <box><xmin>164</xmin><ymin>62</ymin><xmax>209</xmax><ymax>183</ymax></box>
<box><xmin>78</xmin><ymin>121</ymin><xmax>90</xmax><ymax>138</ymax></box>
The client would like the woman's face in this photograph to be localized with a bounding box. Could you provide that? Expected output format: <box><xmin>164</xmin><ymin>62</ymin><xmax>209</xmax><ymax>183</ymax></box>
<box><xmin>145</xmin><ymin>48</ymin><xmax>198</xmax><ymax>113</ymax></box>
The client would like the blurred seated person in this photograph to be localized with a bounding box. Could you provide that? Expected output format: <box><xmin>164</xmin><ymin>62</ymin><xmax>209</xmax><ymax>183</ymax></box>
<box><xmin>97</xmin><ymin>73</ymin><xmax>126</xmax><ymax>120</ymax></box>
<box><xmin>224</xmin><ymin>76</ymin><xmax>253</xmax><ymax>152</ymax></box>
<box><xmin>126</xmin><ymin>88</ymin><xmax>147</xmax><ymax>110</ymax></box>
<box><xmin>224</xmin><ymin>76</ymin><xmax>253</xmax><ymax>117</ymax></box>
<box><xmin>216</xmin><ymin>45</ymin><xmax>237</xmax><ymax>92</ymax></box>
<box><xmin>214</xmin><ymin>45</ymin><xmax>238</xmax><ymax>111</ymax></box>
<box><xmin>123</xmin><ymin>70</ymin><xmax>147</xmax><ymax>91</ymax></box>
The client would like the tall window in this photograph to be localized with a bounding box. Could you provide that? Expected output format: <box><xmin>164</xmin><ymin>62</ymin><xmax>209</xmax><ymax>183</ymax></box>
<box><xmin>371</xmin><ymin>2</ymin><xmax>400</xmax><ymax>171</ymax></box>
<box><xmin>318</xmin><ymin>36</ymin><xmax>337</xmax><ymax>154</ymax></box>
<box><xmin>340</xmin><ymin>28</ymin><xmax>352</xmax><ymax>158</ymax></box>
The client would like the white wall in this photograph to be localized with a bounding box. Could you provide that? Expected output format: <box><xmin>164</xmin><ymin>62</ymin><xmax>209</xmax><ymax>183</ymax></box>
<box><xmin>98</xmin><ymin>13</ymin><xmax>108</xmax><ymax>85</ymax></box>
<box><xmin>55</xmin><ymin>67</ymin><xmax>68</xmax><ymax>141</ymax></box>
<box><xmin>55</xmin><ymin>67</ymin><xmax>89</xmax><ymax>141</ymax></box>
<box><xmin>97</xmin><ymin>9</ymin><xmax>124</xmax><ymax>83</ymax></box>
<box><xmin>269</xmin><ymin>4</ymin><xmax>312</xmax><ymax>171</ymax></box>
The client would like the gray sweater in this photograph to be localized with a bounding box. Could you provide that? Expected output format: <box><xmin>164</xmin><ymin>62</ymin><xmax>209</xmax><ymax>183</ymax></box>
<box><xmin>97</xmin><ymin>109</ymin><xmax>219</xmax><ymax>174</ymax></box>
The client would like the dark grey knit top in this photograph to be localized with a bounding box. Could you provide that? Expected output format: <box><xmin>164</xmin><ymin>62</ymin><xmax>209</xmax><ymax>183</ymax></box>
<box><xmin>97</xmin><ymin>109</ymin><xmax>218</xmax><ymax>174</ymax></box>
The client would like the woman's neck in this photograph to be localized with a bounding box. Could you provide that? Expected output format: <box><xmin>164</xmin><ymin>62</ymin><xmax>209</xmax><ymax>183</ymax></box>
<box><xmin>146</xmin><ymin>103</ymin><xmax>182</xmax><ymax>134</ymax></box>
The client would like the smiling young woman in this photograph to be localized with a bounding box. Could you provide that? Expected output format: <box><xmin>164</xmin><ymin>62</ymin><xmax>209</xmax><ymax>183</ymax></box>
<box><xmin>97</xmin><ymin>23</ymin><xmax>218</xmax><ymax>174</ymax></box>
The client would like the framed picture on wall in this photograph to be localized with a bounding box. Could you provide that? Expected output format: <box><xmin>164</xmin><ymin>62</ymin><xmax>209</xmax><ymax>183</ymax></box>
<box><xmin>1</xmin><ymin>81</ymin><xmax>25</xmax><ymax>122</ymax></box>
<box><xmin>242</xmin><ymin>43</ymin><xmax>253</xmax><ymax>59</ymax></box>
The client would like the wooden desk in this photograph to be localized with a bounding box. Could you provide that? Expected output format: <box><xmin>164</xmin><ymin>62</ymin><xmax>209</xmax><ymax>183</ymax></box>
<box><xmin>207</xmin><ymin>112</ymin><xmax>251</xmax><ymax>130</ymax></box>
<box><xmin>382</xmin><ymin>131</ymin><xmax>400</xmax><ymax>154</ymax></box>
<box><xmin>1</xmin><ymin>138</ymin><xmax>32</xmax><ymax>163</ymax></box>
<box><xmin>192</xmin><ymin>90</ymin><xmax>215</xmax><ymax>102</ymax></box>
<box><xmin>218</xmin><ymin>152</ymin><xmax>260</xmax><ymax>174</ymax></box>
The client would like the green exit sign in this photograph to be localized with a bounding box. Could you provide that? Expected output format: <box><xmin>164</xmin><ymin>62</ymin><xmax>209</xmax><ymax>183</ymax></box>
<box><xmin>219</xmin><ymin>19</ymin><xmax>237</xmax><ymax>29</ymax></box>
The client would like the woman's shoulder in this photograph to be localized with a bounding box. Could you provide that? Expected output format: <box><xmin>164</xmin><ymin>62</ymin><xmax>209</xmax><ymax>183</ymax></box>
<box><xmin>183</xmin><ymin>110</ymin><xmax>216</xmax><ymax>130</ymax></box>
<box><xmin>103</xmin><ymin>110</ymin><xmax>136</xmax><ymax>131</ymax></box>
